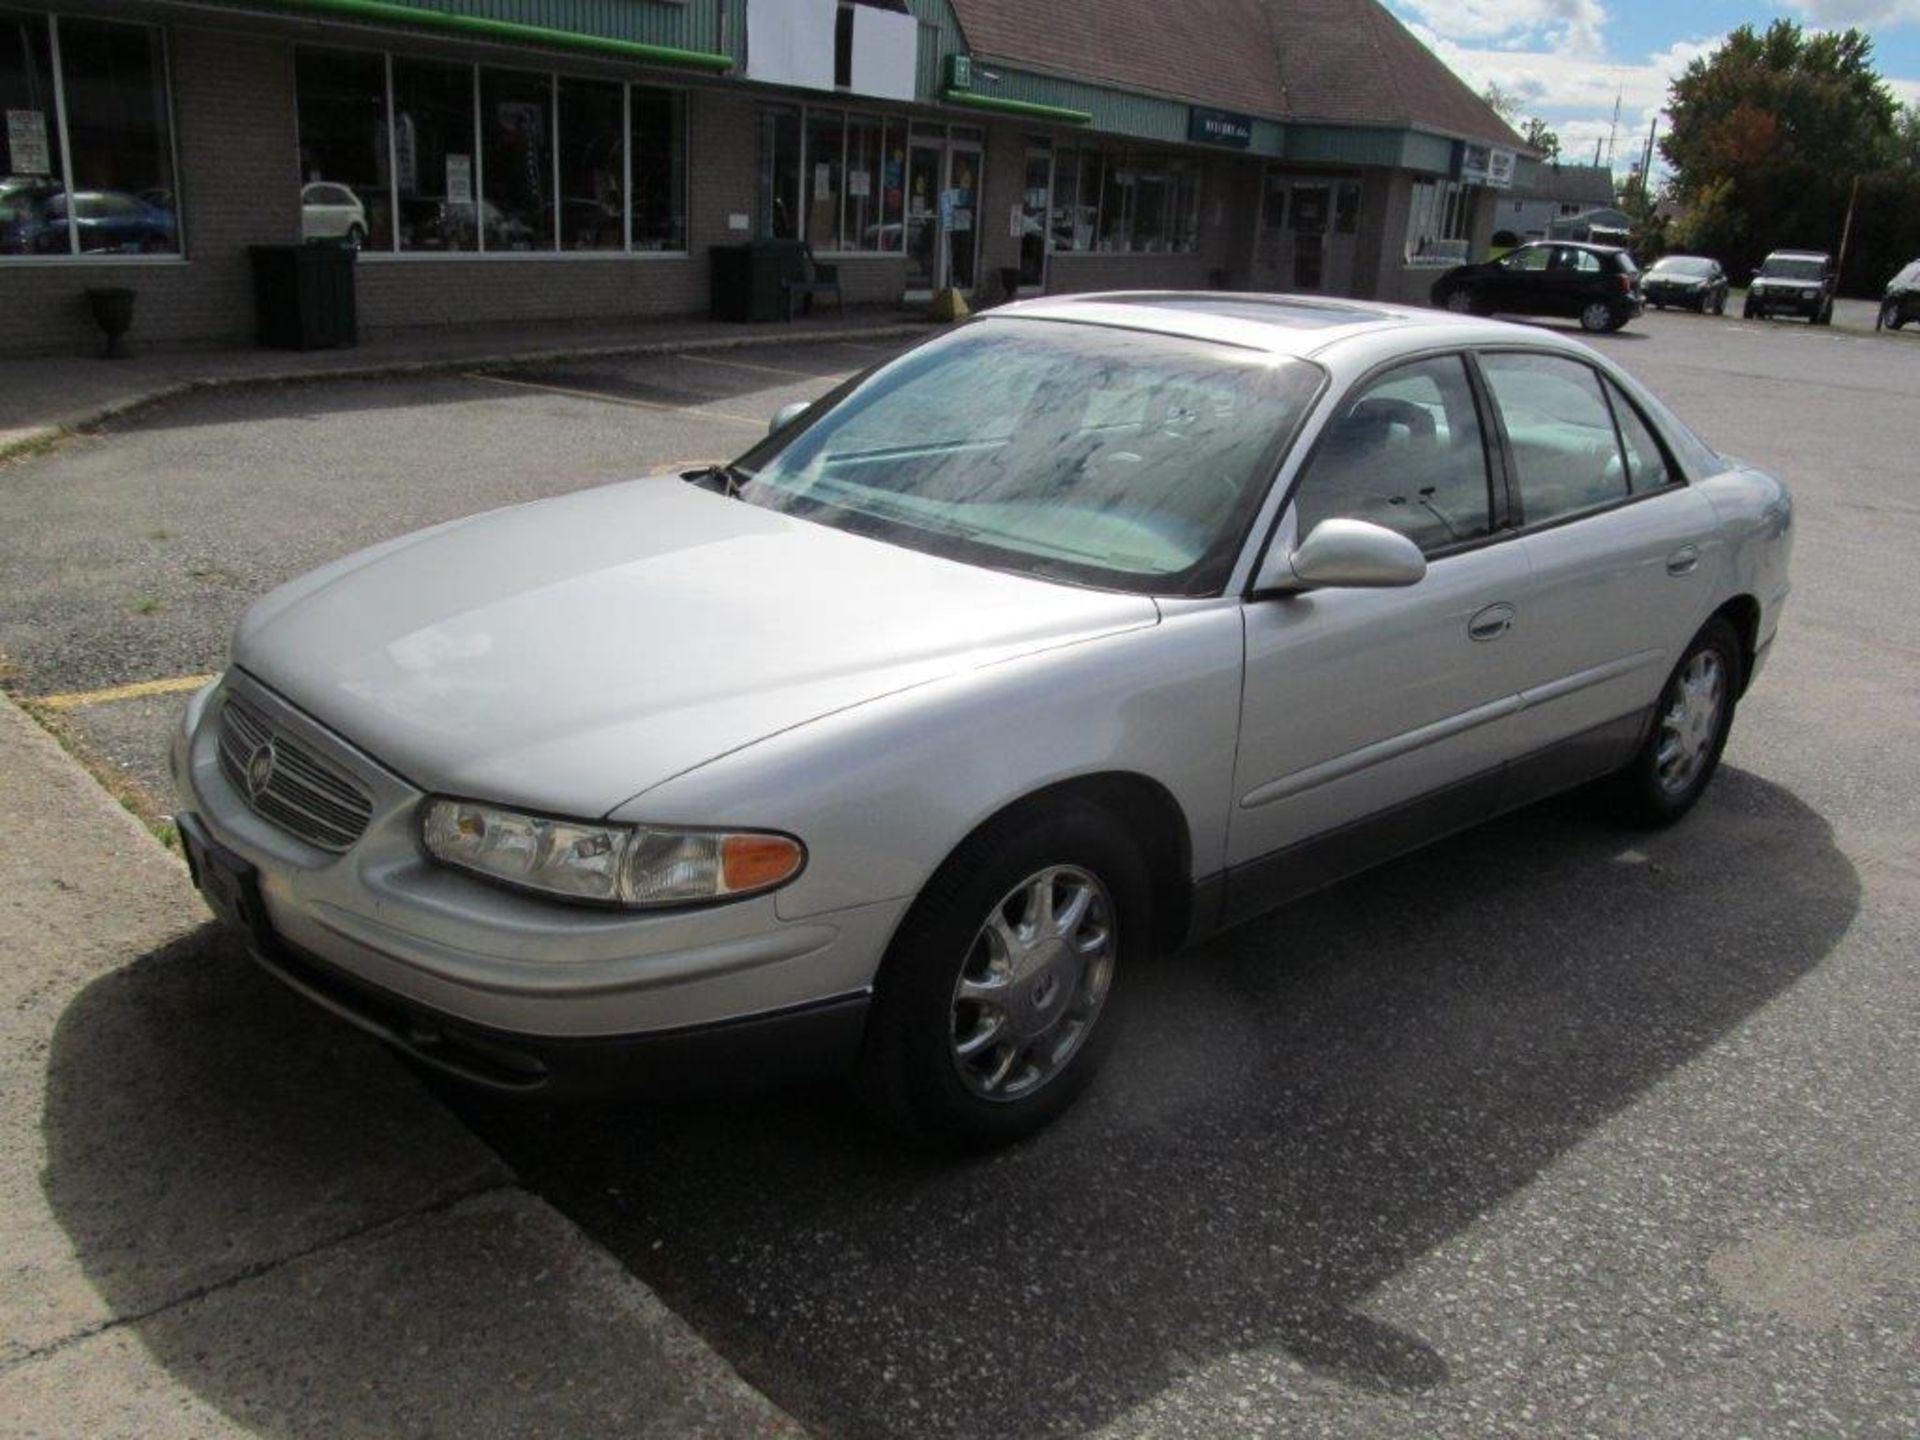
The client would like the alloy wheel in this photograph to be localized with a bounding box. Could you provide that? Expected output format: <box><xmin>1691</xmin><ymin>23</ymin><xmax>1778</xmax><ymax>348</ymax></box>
<box><xmin>948</xmin><ymin>865</ymin><xmax>1116</xmax><ymax>1102</ymax></box>
<box><xmin>1580</xmin><ymin>301</ymin><xmax>1615</xmax><ymax>332</ymax></box>
<box><xmin>1654</xmin><ymin>649</ymin><xmax>1726</xmax><ymax>797</ymax></box>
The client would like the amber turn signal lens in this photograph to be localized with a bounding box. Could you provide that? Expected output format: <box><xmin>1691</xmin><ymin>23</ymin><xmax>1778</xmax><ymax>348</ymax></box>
<box><xmin>721</xmin><ymin>834</ymin><xmax>804</xmax><ymax>893</ymax></box>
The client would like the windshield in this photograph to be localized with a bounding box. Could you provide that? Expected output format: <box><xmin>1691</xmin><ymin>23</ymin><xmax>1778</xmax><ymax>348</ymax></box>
<box><xmin>1650</xmin><ymin>257</ymin><xmax>1712</xmax><ymax>277</ymax></box>
<box><xmin>729</xmin><ymin>318</ymin><xmax>1324</xmax><ymax>595</ymax></box>
<box><xmin>1760</xmin><ymin>256</ymin><xmax>1825</xmax><ymax>280</ymax></box>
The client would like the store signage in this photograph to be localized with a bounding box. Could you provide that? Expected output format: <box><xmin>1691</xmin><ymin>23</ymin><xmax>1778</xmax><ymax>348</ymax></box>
<box><xmin>7</xmin><ymin>109</ymin><xmax>50</xmax><ymax>176</ymax></box>
<box><xmin>1188</xmin><ymin>108</ymin><xmax>1253</xmax><ymax>149</ymax></box>
<box><xmin>947</xmin><ymin>54</ymin><xmax>972</xmax><ymax>91</ymax></box>
<box><xmin>1457</xmin><ymin>142</ymin><xmax>1518</xmax><ymax>189</ymax></box>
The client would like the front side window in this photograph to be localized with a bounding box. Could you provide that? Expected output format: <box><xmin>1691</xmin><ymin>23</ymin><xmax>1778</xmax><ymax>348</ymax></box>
<box><xmin>730</xmin><ymin>319</ymin><xmax>1323</xmax><ymax>595</ymax></box>
<box><xmin>1503</xmin><ymin>245</ymin><xmax>1551</xmax><ymax>272</ymax></box>
<box><xmin>1481</xmin><ymin>351</ymin><xmax>1631</xmax><ymax>525</ymax></box>
<box><xmin>1290</xmin><ymin>355</ymin><xmax>1494</xmax><ymax>553</ymax></box>
<box><xmin>4</xmin><ymin>11</ymin><xmax>179</xmax><ymax>258</ymax></box>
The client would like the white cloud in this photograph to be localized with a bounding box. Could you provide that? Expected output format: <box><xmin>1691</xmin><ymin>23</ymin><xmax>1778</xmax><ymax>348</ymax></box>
<box><xmin>1399</xmin><ymin>0</ymin><xmax>1610</xmax><ymax>55</ymax></box>
<box><xmin>1781</xmin><ymin>1</ymin><xmax>1920</xmax><ymax>26</ymax></box>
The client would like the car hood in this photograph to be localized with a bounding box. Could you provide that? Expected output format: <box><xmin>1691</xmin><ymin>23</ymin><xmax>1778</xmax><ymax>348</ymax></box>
<box><xmin>1754</xmin><ymin>277</ymin><xmax>1822</xmax><ymax>289</ymax></box>
<box><xmin>234</xmin><ymin>477</ymin><xmax>1158</xmax><ymax>816</ymax></box>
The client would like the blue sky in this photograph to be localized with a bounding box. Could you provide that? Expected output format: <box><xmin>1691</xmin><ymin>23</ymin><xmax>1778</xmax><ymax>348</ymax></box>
<box><xmin>1385</xmin><ymin>0</ymin><xmax>1920</xmax><ymax>176</ymax></box>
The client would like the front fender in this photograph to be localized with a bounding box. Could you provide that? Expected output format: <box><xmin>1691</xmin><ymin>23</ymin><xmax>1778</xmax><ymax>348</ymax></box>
<box><xmin>614</xmin><ymin>604</ymin><xmax>1247</xmax><ymax>923</ymax></box>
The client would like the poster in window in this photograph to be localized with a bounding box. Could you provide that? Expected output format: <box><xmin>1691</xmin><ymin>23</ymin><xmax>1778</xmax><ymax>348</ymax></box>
<box><xmin>446</xmin><ymin>155</ymin><xmax>473</xmax><ymax>206</ymax></box>
<box><xmin>848</xmin><ymin>169</ymin><xmax>870</xmax><ymax>198</ymax></box>
<box><xmin>6</xmin><ymin>110</ymin><xmax>51</xmax><ymax>177</ymax></box>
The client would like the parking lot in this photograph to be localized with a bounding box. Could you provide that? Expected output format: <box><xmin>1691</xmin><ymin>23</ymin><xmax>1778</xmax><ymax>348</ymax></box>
<box><xmin>3</xmin><ymin>304</ymin><xmax>1918</xmax><ymax>1437</ymax></box>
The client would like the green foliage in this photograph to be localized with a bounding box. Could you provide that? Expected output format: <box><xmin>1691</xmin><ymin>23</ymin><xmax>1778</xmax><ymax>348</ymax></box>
<box><xmin>1661</xmin><ymin>19</ymin><xmax>1909</xmax><ymax>293</ymax></box>
<box><xmin>1522</xmin><ymin>116</ymin><xmax>1561</xmax><ymax>162</ymax></box>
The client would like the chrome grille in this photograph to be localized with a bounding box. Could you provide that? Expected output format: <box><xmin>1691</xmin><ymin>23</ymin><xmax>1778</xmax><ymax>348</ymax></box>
<box><xmin>217</xmin><ymin>694</ymin><xmax>373</xmax><ymax>852</ymax></box>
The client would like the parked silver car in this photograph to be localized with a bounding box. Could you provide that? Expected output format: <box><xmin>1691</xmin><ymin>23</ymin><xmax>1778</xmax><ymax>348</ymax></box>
<box><xmin>173</xmin><ymin>294</ymin><xmax>1793</xmax><ymax>1147</ymax></box>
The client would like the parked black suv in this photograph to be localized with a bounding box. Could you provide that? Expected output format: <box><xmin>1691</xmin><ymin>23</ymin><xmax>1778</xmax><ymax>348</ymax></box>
<box><xmin>1877</xmin><ymin>259</ymin><xmax>1920</xmax><ymax>331</ymax></box>
<box><xmin>1743</xmin><ymin>250</ymin><xmax>1835</xmax><ymax>324</ymax></box>
<box><xmin>1430</xmin><ymin>241</ymin><xmax>1643</xmax><ymax>333</ymax></box>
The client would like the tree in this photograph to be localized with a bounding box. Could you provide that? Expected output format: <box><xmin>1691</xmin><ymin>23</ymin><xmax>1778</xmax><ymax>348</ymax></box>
<box><xmin>1480</xmin><ymin>83</ymin><xmax>1522</xmax><ymax>124</ymax></box>
<box><xmin>1522</xmin><ymin>116</ymin><xmax>1561</xmax><ymax>162</ymax></box>
<box><xmin>1661</xmin><ymin>20</ymin><xmax>1900</xmax><ymax>287</ymax></box>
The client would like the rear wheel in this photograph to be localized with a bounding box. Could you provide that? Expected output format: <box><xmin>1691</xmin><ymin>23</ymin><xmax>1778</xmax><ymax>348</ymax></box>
<box><xmin>1714</xmin><ymin>291</ymin><xmax>1727</xmax><ymax>315</ymax></box>
<box><xmin>858</xmin><ymin>801</ymin><xmax>1147</xmax><ymax>1149</ymax></box>
<box><xmin>1743</xmin><ymin>298</ymin><xmax>1761</xmax><ymax>320</ymax></box>
<box><xmin>1443</xmin><ymin>289</ymin><xmax>1477</xmax><ymax>315</ymax></box>
<box><xmin>1606</xmin><ymin>617</ymin><xmax>1742</xmax><ymax>827</ymax></box>
<box><xmin>345</xmin><ymin>223</ymin><xmax>366</xmax><ymax>251</ymax></box>
<box><xmin>1579</xmin><ymin>300</ymin><xmax>1618</xmax><ymax>333</ymax></box>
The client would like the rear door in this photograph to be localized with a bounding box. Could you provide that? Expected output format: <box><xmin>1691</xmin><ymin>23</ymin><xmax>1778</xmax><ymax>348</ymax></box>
<box><xmin>1230</xmin><ymin>353</ymin><xmax>1531</xmax><ymax>873</ymax></box>
<box><xmin>1475</xmin><ymin>349</ymin><xmax>1720</xmax><ymax>756</ymax></box>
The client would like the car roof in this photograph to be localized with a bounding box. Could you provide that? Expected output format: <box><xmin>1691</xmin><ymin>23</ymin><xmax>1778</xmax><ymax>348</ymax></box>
<box><xmin>994</xmin><ymin>291</ymin><xmax>1596</xmax><ymax>365</ymax></box>
<box><xmin>1765</xmin><ymin>249</ymin><xmax>1830</xmax><ymax>261</ymax></box>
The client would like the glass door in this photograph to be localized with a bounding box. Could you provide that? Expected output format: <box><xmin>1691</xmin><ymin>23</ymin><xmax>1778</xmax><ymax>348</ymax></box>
<box><xmin>1250</xmin><ymin>168</ymin><xmax>1288</xmax><ymax>291</ymax></box>
<box><xmin>905</xmin><ymin>140</ymin><xmax>942</xmax><ymax>294</ymax></box>
<box><xmin>1288</xmin><ymin>183</ymin><xmax>1331</xmax><ymax>291</ymax></box>
<box><xmin>944</xmin><ymin>143</ymin><xmax>982</xmax><ymax>293</ymax></box>
<box><xmin>1019</xmin><ymin>145</ymin><xmax>1052</xmax><ymax>289</ymax></box>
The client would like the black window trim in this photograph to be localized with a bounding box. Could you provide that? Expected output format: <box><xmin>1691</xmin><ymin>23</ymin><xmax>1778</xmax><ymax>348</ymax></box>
<box><xmin>1472</xmin><ymin>344</ymin><xmax>1691</xmax><ymax>540</ymax></box>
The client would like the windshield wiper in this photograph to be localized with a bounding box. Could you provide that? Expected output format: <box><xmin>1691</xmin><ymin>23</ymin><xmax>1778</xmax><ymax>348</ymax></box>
<box><xmin>682</xmin><ymin>463</ymin><xmax>751</xmax><ymax>499</ymax></box>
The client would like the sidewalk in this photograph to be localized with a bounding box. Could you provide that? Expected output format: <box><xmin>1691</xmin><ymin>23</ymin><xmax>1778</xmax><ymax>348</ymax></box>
<box><xmin>0</xmin><ymin>308</ymin><xmax>935</xmax><ymax>460</ymax></box>
<box><xmin>0</xmin><ymin>691</ymin><xmax>803</xmax><ymax>1438</ymax></box>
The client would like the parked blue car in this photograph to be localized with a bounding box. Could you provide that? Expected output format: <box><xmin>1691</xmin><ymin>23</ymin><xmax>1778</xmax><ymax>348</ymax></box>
<box><xmin>0</xmin><ymin>186</ymin><xmax>176</xmax><ymax>254</ymax></box>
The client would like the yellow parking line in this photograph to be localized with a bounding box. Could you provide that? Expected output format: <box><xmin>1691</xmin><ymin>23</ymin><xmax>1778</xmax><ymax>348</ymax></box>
<box><xmin>463</xmin><ymin>371</ymin><xmax>765</xmax><ymax>427</ymax></box>
<box><xmin>35</xmin><ymin>672</ymin><xmax>218</xmax><ymax>711</ymax></box>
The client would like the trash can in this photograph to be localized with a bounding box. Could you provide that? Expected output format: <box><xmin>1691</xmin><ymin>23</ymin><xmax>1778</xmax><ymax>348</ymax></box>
<box><xmin>249</xmin><ymin>242</ymin><xmax>357</xmax><ymax>350</ymax></box>
<box><xmin>709</xmin><ymin>238</ymin><xmax>807</xmax><ymax>322</ymax></box>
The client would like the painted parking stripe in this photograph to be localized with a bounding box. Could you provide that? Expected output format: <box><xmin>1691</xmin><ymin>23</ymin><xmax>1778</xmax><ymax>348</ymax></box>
<box><xmin>669</xmin><ymin>351</ymin><xmax>829</xmax><ymax>380</ymax></box>
<box><xmin>463</xmin><ymin>371</ymin><xmax>766</xmax><ymax>426</ymax></box>
<box><xmin>35</xmin><ymin>672</ymin><xmax>218</xmax><ymax>711</ymax></box>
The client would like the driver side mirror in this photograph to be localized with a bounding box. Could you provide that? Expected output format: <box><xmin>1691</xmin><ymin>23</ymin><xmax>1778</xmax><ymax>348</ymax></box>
<box><xmin>1254</xmin><ymin>517</ymin><xmax>1428</xmax><ymax>595</ymax></box>
<box><xmin>769</xmin><ymin>400</ymin><xmax>811</xmax><ymax>436</ymax></box>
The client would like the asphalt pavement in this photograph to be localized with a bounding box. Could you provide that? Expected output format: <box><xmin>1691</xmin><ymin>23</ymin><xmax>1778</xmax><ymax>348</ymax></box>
<box><xmin>1</xmin><ymin>305</ymin><xmax>1917</xmax><ymax>1437</ymax></box>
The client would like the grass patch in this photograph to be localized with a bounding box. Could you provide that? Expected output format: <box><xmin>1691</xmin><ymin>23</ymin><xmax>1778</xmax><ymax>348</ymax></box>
<box><xmin>18</xmin><ymin>698</ymin><xmax>179</xmax><ymax>851</ymax></box>
<box><xmin>130</xmin><ymin>596</ymin><xmax>164</xmax><ymax>616</ymax></box>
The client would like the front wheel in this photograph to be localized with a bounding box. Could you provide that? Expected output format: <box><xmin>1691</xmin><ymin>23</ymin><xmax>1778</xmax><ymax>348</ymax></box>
<box><xmin>1743</xmin><ymin>299</ymin><xmax>1761</xmax><ymax>320</ymax></box>
<box><xmin>1442</xmin><ymin>288</ymin><xmax>1477</xmax><ymax>315</ymax></box>
<box><xmin>1579</xmin><ymin>301</ymin><xmax>1619</xmax><ymax>333</ymax></box>
<box><xmin>1714</xmin><ymin>291</ymin><xmax>1728</xmax><ymax>315</ymax></box>
<box><xmin>1606</xmin><ymin>618</ymin><xmax>1742</xmax><ymax>827</ymax></box>
<box><xmin>858</xmin><ymin>801</ymin><xmax>1147</xmax><ymax>1149</ymax></box>
<box><xmin>345</xmin><ymin>223</ymin><xmax>366</xmax><ymax>251</ymax></box>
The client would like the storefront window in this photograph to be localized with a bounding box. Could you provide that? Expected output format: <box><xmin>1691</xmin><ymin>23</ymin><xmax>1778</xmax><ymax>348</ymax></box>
<box><xmin>1405</xmin><ymin>176</ymin><xmax>1476</xmax><ymax>265</ymax></box>
<box><xmin>630</xmin><ymin>87</ymin><xmax>684</xmax><ymax>251</ymax></box>
<box><xmin>757</xmin><ymin>106</ymin><xmax>800</xmax><ymax>240</ymax></box>
<box><xmin>296</xmin><ymin>49</ymin><xmax>390</xmax><ymax>251</ymax></box>
<box><xmin>844</xmin><ymin>114</ymin><xmax>888</xmax><ymax>252</ymax></box>
<box><xmin>393</xmin><ymin>57</ymin><xmax>475</xmax><ymax>252</ymax></box>
<box><xmin>3</xmin><ymin>11</ymin><xmax>179</xmax><ymax>258</ymax></box>
<box><xmin>1047</xmin><ymin>145</ymin><xmax>1196</xmax><ymax>255</ymax></box>
<box><xmin>482</xmin><ymin>68</ymin><xmax>551</xmax><ymax>251</ymax></box>
<box><xmin>803</xmin><ymin>109</ymin><xmax>843</xmax><ymax>250</ymax></box>
<box><xmin>558</xmin><ymin>76</ymin><xmax>622</xmax><ymax>250</ymax></box>
<box><xmin>1</xmin><ymin>10</ymin><xmax>63</xmax><ymax>255</ymax></box>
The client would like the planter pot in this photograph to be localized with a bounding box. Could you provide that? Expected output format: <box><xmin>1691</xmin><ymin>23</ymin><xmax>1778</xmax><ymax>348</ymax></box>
<box><xmin>85</xmin><ymin>287</ymin><xmax>136</xmax><ymax>359</ymax></box>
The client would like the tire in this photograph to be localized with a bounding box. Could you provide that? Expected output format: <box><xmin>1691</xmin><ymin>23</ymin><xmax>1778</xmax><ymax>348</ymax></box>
<box><xmin>1442</xmin><ymin>288</ymin><xmax>1477</xmax><ymax>315</ymax></box>
<box><xmin>1813</xmin><ymin>303</ymin><xmax>1832</xmax><ymax>327</ymax></box>
<box><xmin>1880</xmin><ymin>301</ymin><xmax>1897</xmax><ymax>331</ymax></box>
<box><xmin>345</xmin><ymin>224</ymin><xmax>366</xmax><ymax>251</ymax></box>
<box><xmin>1714</xmin><ymin>291</ymin><xmax>1727</xmax><ymax>316</ymax></box>
<box><xmin>857</xmin><ymin>800</ymin><xmax>1149</xmax><ymax>1150</ymax></box>
<box><xmin>1579</xmin><ymin>300</ymin><xmax>1619</xmax><ymax>333</ymax></box>
<box><xmin>1606</xmin><ymin>617</ymin><xmax>1743</xmax><ymax>827</ymax></box>
<box><xmin>1743</xmin><ymin>299</ymin><xmax>1760</xmax><ymax>320</ymax></box>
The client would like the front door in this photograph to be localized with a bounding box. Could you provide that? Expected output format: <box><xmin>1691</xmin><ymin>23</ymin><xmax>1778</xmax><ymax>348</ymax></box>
<box><xmin>906</xmin><ymin>141</ymin><xmax>943</xmax><ymax>294</ymax></box>
<box><xmin>944</xmin><ymin>143</ymin><xmax>982</xmax><ymax>294</ymax></box>
<box><xmin>1250</xmin><ymin>169</ymin><xmax>1288</xmax><ymax>291</ymax></box>
<box><xmin>1250</xmin><ymin>172</ymin><xmax>1364</xmax><ymax>295</ymax></box>
<box><xmin>905</xmin><ymin>138</ymin><xmax>983</xmax><ymax>297</ymax></box>
<box><xmin>1018</xmin><ymin>146</ymin><xmax>1053</xmax><ymax>290</ymax></box>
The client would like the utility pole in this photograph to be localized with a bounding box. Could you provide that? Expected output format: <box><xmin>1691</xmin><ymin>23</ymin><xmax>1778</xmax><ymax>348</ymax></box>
<box><xmin>1604</xmin><ymin>82</ymin><xmax>1623</xmax><ymax>171</ymax></box>
<box><xmin>1639</xmin><ymin>116</ymin><xmax>1658</xmax><ymax>200</ymax></box>
<box><xmin>1835</xmin><ymin>174</ymin><xmax>1862</xmax><ymax>290</ymax></box>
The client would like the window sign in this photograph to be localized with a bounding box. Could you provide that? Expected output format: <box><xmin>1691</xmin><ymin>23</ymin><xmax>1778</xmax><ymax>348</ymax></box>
<box><xmin>445</xmin><ymin>154</ymin><xmax>472</xmax><ymax>206</ymax></box>
<box><xmin>6</xmin><ymin>109</ymin><xmax>48</xmax><ymax>175</ymax></box>
<box><xmin>849</xmin><ymin>169</ymin><xmax>870</xmax><ymax>198</ymax></box>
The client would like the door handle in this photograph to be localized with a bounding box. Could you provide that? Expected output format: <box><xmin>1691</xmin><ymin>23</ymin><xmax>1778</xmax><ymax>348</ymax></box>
<box><xmin>1666</xmin><ymin>545</ymin><xmax>1700</xmax><ymax>577</ymax></box>
<box><xmin>1468</xmin><ymin>602</ymin><xmax>1515</xmax><ymax>641</ymax></box>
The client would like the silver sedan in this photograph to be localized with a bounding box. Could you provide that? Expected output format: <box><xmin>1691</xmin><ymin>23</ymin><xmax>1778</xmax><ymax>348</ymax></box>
<box><xmin>172</xmin><ymin>294</ymin><xmax>1793</xmax><ymax>1147</ymax></box>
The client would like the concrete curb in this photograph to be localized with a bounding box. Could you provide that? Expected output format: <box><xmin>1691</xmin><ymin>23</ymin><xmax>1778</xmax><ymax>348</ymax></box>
<box><xmin>0</xmin><ymin>690</ymin><xmax>806</xmax><ymax>1437</ymax></box>
<box><xmin>0</xmin><ymin>319</ymin><xmax>935</xmax><ymax>462</ymax></box>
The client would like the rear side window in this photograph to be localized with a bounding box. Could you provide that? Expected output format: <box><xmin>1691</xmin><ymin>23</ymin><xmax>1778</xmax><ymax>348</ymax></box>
<box><xmin>1602</xmin><ymin>379</ymin><xmax>1674</xmax><ymax>492</ymax></box>
<box><xmin>1290</xmin><ymin>354</ymin><xmax>1494</xmax><ymax>553</ymax></box>
<box><xmin>1480</xmin><ymin>351</ymin><xmax>1630</xmax><ymax>525</ymax></box>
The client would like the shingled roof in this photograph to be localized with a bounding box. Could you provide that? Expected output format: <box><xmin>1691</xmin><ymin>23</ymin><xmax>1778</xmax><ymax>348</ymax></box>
<box><xmin>943</xmin><ymin>0</ymin><xmax>1523</xmax><ymax>150</ymax></box>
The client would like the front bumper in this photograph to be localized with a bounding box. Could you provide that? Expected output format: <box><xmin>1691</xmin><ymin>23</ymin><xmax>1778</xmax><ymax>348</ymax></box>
<box><xmin>1749</xmin><ymin>288</ymin><xmax>1823</xmax><ymax>314</ymax></box>
<box><xmin>172</xmin><ymin>673</ymin><xmax>900</xmax><ymax>1095</ymax></box>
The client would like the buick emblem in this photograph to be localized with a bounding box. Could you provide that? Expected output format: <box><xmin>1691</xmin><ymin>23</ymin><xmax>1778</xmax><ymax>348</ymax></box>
<box><xmin>245</xmin><ymin>741</ymin><xmax>277</xmax><ymax>800</ymax></box>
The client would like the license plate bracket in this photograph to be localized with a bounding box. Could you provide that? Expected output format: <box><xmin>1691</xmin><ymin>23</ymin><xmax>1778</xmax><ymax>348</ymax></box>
<box><xmin>179</xmin><ymin>814</ymin><xmax>273</xmax><ymax>951</ymax></box>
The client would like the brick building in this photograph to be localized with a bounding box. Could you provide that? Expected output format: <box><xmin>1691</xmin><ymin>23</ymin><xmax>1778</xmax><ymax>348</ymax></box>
<box><xmin>0</xmin><ymin>0</ymin><xmax>1529</xmax><ymax>353</ymax></box>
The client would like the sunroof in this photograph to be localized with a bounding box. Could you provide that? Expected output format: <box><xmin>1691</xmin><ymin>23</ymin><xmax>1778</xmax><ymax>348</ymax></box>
<box><xmin>1103</xmin><ymin>295</ymin><xmax>1384</xmax><ymax>329</ymax></box>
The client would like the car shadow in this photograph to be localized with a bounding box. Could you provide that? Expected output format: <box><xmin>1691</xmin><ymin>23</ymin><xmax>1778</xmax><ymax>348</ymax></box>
<box><xmin>441</xmin><ymin>768</ymin><xmax>1856</xmax><ymax>1436</ymax></box>
<box><xmin>35</xmin><ymin>769</ymin><xmax>1855</xmax><ymax>1437</ymax></box>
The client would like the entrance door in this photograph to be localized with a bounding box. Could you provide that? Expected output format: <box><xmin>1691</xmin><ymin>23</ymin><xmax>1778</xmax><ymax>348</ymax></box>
<box><xmin>1249</xmin><ymin>172</ymin><xmax>1365</xmax><ymax>296</ymax></box>
<box><xmin>1018</xmin><ymin>146</ymin><xmax>1052</xmax><ymax>289</ymax></box>
<box><xmin>944</xmin><ymin>143</ymin><xmax>982</xmax><ymax>294</ymax></box>
<box><xmin>1287</xmin><ymin>183</ymin><xmax>1331</xmax><ymax>290</ymax></box>
<box><xmin>1250</xmin><ymin>169</ymin><xmax>1288</xmax><ymax>291</ymax></box>
<box><xmin>906</xmin><ymin>141</ymin><xmax>943</xmax><ymax>294</ymax></box>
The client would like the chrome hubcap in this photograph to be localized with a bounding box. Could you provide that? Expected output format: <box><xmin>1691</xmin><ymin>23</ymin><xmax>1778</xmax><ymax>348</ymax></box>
<box><xmin>1655</xmin><ymin>650</ymin><xmax>1725</xmax><ymax>796</ymax></box>
<box><xmin>949</xmin><ymin>865</ymin><xmax>1116</xmax><ymax>1101</ymax></box>
<box><xmin>1583</xmin><ymin>302</ymin><xmax>1612</xmax><ymax>329</ymax></box>
<box><xmin>1446</xmin><ymin>291</ymin><xmax>1473</xmax><ymax>313</ymax></box>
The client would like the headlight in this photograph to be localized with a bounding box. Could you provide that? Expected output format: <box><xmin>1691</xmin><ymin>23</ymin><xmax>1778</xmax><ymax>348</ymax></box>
<box><xmin>421</xmin><ymin>798</ymin><xmax>804</xmax><ymax>908</ymax></box>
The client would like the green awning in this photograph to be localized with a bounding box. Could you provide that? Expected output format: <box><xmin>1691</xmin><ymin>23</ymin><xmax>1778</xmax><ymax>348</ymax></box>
<box><xmin>940</xmin><ymin>89</ymin><xmax>1092</xmax><ymax>124</ymax></box>
<box><xmin>255</xmin><ymin>0</ymin><xmax>733</xmax><ymax>71</ymax></box>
